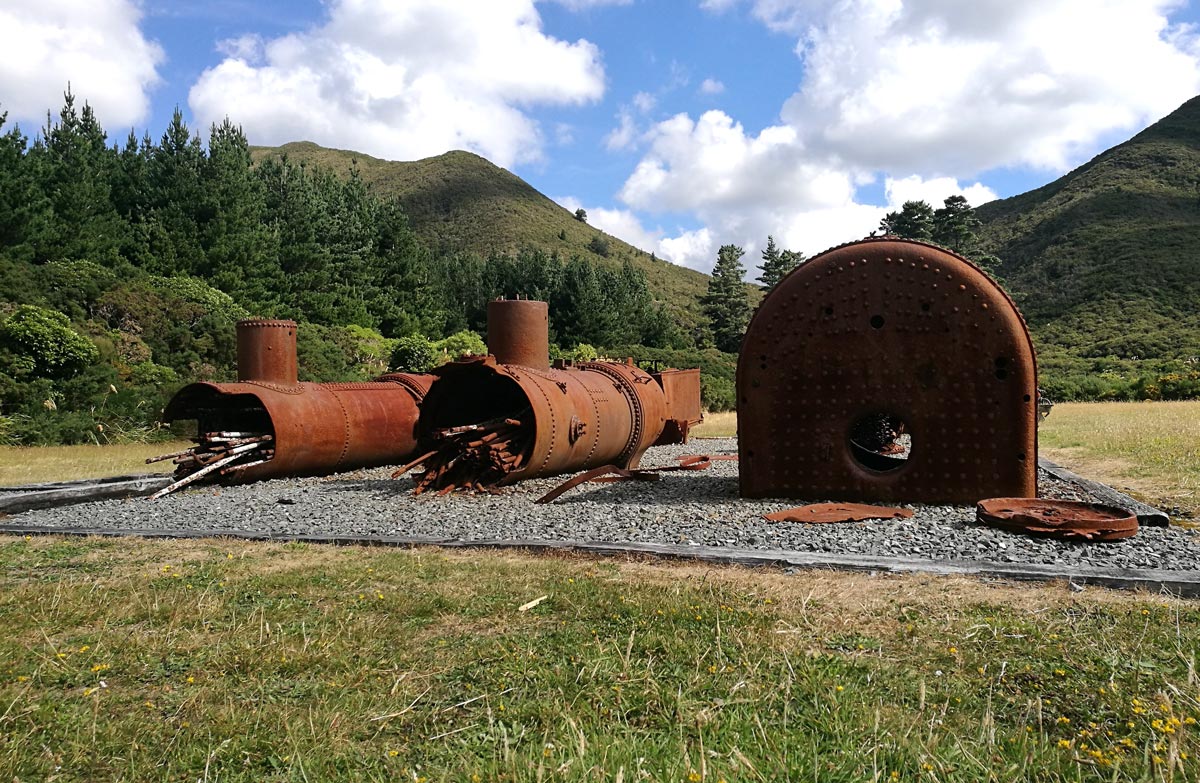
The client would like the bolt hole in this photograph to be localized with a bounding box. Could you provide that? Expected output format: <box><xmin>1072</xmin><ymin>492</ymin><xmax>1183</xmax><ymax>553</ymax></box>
<box><xmin>1017</xmin><ymin>452</ymin><xmax>1026</xmax><ymax>462</ymax></box>
<box><xmin>1023</xmin><ymin>394</ymin><xmax>1031</xmax><ymax>402</ymax></box>
<box><xmin>995</xmin><ymin>368</ymin><xmax>1008</xmax><ymax>380</ymax></box>
<box><xmin>920</xmin><ymin>302</ymin><xmax>931</xmax><ymax>312</ymax></box>
<box><xmin>870</xmin><ymin>315</ymin><xmax>885</xmax><ymax>329</ymax></box>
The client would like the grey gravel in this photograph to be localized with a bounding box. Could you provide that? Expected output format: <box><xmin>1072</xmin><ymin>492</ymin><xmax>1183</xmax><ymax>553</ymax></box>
<box><xmin>14</xmin><ymin>438</ymin><xmax>1200</xmax><ymax>572</ymax></box>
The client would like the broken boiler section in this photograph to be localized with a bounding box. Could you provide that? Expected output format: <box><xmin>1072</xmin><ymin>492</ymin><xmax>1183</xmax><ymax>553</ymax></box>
<box><xmin>161</xmin><ymin>319</ymin><xmax>433</xmax><ymax>484</ymax></box>
<box><xmin>410</xmin><ymin>298</ymin><xmax>701</xmax><ymax>492</ymax></box>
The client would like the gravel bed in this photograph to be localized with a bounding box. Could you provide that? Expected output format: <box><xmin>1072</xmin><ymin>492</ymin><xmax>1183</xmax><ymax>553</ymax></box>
<box><xmin>13</xmin><ymin>438</ymin><xmax>1200</xmax><ymax>572</ymax></box>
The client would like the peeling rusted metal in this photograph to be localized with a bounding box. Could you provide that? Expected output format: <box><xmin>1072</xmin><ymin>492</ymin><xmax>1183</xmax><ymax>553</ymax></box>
<box><xmin>409</xmin><ymin>300</ymin><xmax>701</xmax><ymax>494</ymax></box>
<box><xmin>738</xmin><ymin>237</ymin><xmax>1038</xmax><ymax>505</ymax></box>
<box><xmin>763</xmin><ymin>503</ymin><xmax>915</xmax><ymax>524</ymax></box>
<box><xmin>154</xmin><ymin>320</ymin><xmax>433</xmax><ymax>495</ymax></box>
<box><xmin>976</xmin><ymin>498</ymin><xmax>1139</xmax><ymax>541</ymax></box>
<box><xmin>413</xmin><ymin>355</ymin><xmax>668</xmax><ymax>492</ymax></box>
<box><xmin>652</xmin><ymin>368</ymin><xmax>703</xmax><ymax>446</ymax></box>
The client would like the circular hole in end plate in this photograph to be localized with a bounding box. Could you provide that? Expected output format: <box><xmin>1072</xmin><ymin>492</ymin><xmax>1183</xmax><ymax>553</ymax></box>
<box><xmin>870</xmin><ymin>315</ymin><xmax>885</xmax><ymax>329</ymax></box>
<box><xmin>849</xmin><ymin>413</ymin><xmax>910</xmax><ymax>473</ymax></box>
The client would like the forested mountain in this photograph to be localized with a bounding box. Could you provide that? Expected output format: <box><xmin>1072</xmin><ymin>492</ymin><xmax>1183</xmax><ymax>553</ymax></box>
<box><xmin>249</xmin><ymin>142</ymin><xmax>712</xmax><ymax>323</ymax></box>
<box><xmin>0</xmin><ymin>93</ymin><xmax>723</xmax><ymax>446</ymax></box>
<box><xmin>976</xmin><ymin>96</ymin><xmax>1200</xmax><ymax>399</ymax></box>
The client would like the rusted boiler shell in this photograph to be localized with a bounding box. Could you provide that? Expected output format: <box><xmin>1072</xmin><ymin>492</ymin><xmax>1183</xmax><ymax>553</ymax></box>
<box><xmin>236</xmin><ymin>319</ymin><xmax>299</xmax><ymax>385</ymax></box>
<box><xmin>417</xmin><ymin>355</ymin><xmax>668</xmax><ymax>482</ymax></box>
<box><xmin>487</xmin><ymin>299</ymin><xmax>550</xmax><ymax>371</ymax></box>
<box><xmin>162</xmin><ymin>320</ymin><xmax>433</xmax><ymax>483</ymax></box>
<box><xmin>738</xmin><ymin>237</ymin><xmax>1038</xmax><ymax>504</ymax></box>
<box><xmin>163</xmin><ymin>380</ymin><xmax>428</xmax><ymax>481</ymax></box>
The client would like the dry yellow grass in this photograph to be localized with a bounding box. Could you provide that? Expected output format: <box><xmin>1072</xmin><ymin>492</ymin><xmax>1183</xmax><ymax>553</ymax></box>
<box><xmin>0</xmin><ymin>441</ymin><xmax>185</xmax><ymax>487</ymax></box>
<box><xmin>691</xmin><ymin>410</ymin><xmax>736</xmax><ymax>438</ymax></box>
<box><xmin>1039</xmin><ymin>400</ymin><xmax>1200</xmax><ymax>518</ymax></box>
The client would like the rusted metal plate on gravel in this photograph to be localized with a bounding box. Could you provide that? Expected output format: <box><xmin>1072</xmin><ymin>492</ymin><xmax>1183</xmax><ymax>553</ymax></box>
<box><xmin>976</xmin><ymin>498</ymin><xmax>1139</xmax><ymax>541</ymax></box>
<box><xmin>764</xmin><ymin>503</ymin><xmax>915</xmax><ymax>524</ymax></box>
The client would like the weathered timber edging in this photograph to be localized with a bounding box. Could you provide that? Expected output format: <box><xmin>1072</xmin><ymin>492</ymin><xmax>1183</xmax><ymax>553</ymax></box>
<box><xmin>1038</xmin><ymin>457</ymin><xmax>1170</xmax><ymax>527</ymax></box>
<box><xmin>0</xmin><ymin>474</ymin><xmax>172</xmax><ymax>515</ymax></box>
<box><xmin>2</xmin><ymin>525</ymin><xmax>1197</xmax><ymax>597</ymax></box>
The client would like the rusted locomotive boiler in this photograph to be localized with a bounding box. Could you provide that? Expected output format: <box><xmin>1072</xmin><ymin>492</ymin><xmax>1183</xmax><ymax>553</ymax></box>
<box><xmin>738</xmin><ymin>237</ymin><xmax>1038</xmax><ymax>505</ymax></box>
<box><xmin>153</xmin><ymin>319</ymin><xmax>433</xmax><ymax>496</ymax></box>
<box><xmin>405</xmin><ymin>298</ymin><xmax>701</xmax><ymax>493</ymax></box>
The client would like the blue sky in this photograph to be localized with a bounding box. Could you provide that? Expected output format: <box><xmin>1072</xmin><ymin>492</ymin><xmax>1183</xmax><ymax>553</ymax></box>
<box><xmin>4</xmin><ymin>0</ymin><xmax>1200</xmax><ymax>277</ymax></box>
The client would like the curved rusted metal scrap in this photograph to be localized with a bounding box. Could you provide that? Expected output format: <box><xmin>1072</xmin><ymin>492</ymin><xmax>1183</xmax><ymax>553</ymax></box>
<box><xmin>153</xmin><ymin>320</ymin><xmax>433</xmax><ymax>495</ymax></box>
<box><xmin>738</xmin><ymin>237</ymin><xmax>1038</xmax><ymax>505</ymax></box>
<box><xmin>976</xmin><ymin>498</ymin><xmax>1139</xmax><ymax>541</ymax></box>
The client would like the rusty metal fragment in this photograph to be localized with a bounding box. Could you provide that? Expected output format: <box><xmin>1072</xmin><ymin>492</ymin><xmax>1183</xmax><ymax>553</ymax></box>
<box><xmin>976</xmin><ymin>498</ymin><xmax>1139</xmax><ymax>541</ymax></box>
<box><xmin>763</xmin><ymin>503</ymin><xmax>915</xmax><ymax>524</ymax></box>
<box><xmin>153</xmin><ymin>320</ymin><xmax>432</xmax><ymax>496</ymax></box>
<box><xmin>738</xmin><ymin>237</ymin><xmax>1038</xmax><ymax>505</ymax></box>
<box><xmin>535</xmin><ymin>453</ymin><xmax>729</xmax><ymax>504</ymax></box>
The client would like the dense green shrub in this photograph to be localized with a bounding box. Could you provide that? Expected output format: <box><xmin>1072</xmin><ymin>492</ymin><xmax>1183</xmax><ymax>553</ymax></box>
<box><xmin>435</xmin><ymin>330</ymin><xmax>486</xmax><ymax>362</ymax></box>
<box><xmin>390</xmin><ymin>335</ymin><xmax>438</xmax><ymax>373</ymax></box>
<box><xmin>0</xmin><ymin>305</ymin><xmax>98</xmax><ymax>379</ymax></box>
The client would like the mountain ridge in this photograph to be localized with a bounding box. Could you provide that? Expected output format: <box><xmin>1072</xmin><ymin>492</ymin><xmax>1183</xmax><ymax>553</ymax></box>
<box><xmin>249</xmin><ymin>142</ymin><xmax>715</xmax><ymax>321</ymax></box>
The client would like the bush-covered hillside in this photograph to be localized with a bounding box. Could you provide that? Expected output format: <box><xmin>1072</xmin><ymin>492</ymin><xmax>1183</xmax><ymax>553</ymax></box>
<box><xmin>0</xmin><ymin>93</ymin><xmax>715</xmax><ymax>445</ymax></box>
<box><xmin>976</xmin><ymin>96</ymin><xmax>1200</xmax><ymax>401</ymax></box>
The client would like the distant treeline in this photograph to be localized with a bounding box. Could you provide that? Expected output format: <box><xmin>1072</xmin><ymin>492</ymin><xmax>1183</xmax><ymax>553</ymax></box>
<box><xmin>0</xmin><ymin>93</ymin><xmax>695</xmax><ymax>445</ymax></box>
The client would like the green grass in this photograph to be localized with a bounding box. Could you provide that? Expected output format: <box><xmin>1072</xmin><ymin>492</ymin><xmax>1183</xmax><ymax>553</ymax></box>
<box><xmin>2</xmin><ymin>536</ymin><xmax>1199</xmax><ymax>782</ymax></box>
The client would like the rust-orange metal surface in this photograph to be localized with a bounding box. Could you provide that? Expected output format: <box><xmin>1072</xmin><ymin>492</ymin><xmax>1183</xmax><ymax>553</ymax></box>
<box><xmin>652</xmin><ymin>367</ymin><xmax>702</xmax><ymax>445</ymax></box>
<box><xmin>738</xmin><ymin>237</ymin><xmax>1038</xmax><ymax>505</ymax></box>
<box><xmin>160</xmin><ymin>319</ymin><xmax>433</xmax><ymax>485</ymax></box>
<box><xmin>163</xmin><ymin>379</ymin><xmax>429</xmax><ymax>481</ymax></box>
<box><xmin>416</xmin><ymin>355</ymin><xmax>668</xmax><ymax>484</ymax></box>
<box><xmin>976</xmin><ymin>498</ymin><xmax>1138</xmax><ymax>541</ymax></box>
<box><xmin>763</xmin><ymin>503</ymin><xmax>915</xmax><ymax>524</ymax></box>
<box><xmin>487</xmin><ymin>298</ymin><xmax>550</xmax><ymax>370</ymax></box>
<box><xmin>236</xmin><ymin>320</ymin><xmax>298</xmax><ymax>385</ymax></box>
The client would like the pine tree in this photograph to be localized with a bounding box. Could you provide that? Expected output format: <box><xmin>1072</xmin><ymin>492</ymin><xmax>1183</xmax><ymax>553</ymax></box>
<box><xmin>932</xmin><ymin>195</ymin><xmax>981</xmax><ymax>255</ymax></box>
<box><xmin>703</xmin><ymin>244</ymin><xmax>750</xmax><ymax>353</ymax></box>
<box><xmin>879</xmin><ymin>200</ymin><xmax>934</xmax><ymax>240</ymax></box>
<box><xmin>29</xmin><ymin>90</ymin><xmax>126</xmax><ymax>264</ymax></box>
<box><xmin>758</xmin><ymin>235</ymin><xmax>805</xmax><ymax>290</ymax></box>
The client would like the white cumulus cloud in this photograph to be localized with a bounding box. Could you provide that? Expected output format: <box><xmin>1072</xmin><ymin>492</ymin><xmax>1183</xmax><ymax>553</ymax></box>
<box><xmin>778</xmin><ymin>0</ymin><xmax>1200</xmax><ymax>172</ymax></box>
<box><xmin>699</xmin><ymin>78</ymin><xmax>725</xmax><ymax>95</ymax></box>
<box><xmin>0</xmin><ymin>0</ymin><xmax>163</xmax><ymax>130</ymax></box>
<box><xmin>189</xmin><ymin>0</ymin><xmax>605</xmax><ymax>167</ymax></box>
<box><xmin>624</xmin><ymin>0</ymin><xmax>1200</xmax><ymax>275</ymax></box>
<box><xmin>884</xmin><ymin>175</ymin><xmax>997</xmax><ymax>209</ymax></box>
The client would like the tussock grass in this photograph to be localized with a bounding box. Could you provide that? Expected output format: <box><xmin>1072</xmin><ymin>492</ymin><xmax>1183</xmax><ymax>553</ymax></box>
<box><xmin>0</xmin><ymin>442</ymin><xmax>186</xmax><ymax>487</ymax></box>
<box><xmin>691</xmin><ymin>411</ymin><xmax>737</xmax><ymax>439</ymax></box>
<box><xmin>1040</xmin><ymin>401</ymin><xmax>1200</xmax><ymax>518</ymax></box>
<box><xmin>2</xmin><ymin>536</ymin><xmax>1199</xmax><ymax>782</ymax></box>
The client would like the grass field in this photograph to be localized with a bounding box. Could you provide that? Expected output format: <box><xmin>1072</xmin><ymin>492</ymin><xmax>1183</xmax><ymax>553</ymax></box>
<box><xmin>1038</xmin><ymin>401</ymin><xmax>1200</xmax><ymax>520</ymax></box>
<box><xmin>2</xmin><ymin>536</ymin><xmax>1198</xmax><ymax>782</ymax></box>
<box><xmin>0</xmin><ymin>441</ymin><xmax>186</xmax><ymax>486</ymax></box>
